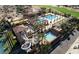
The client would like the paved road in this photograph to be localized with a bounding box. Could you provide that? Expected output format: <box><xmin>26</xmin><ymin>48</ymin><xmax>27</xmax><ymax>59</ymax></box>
<box><xmin>51</xmin><ymin>29</ymin><xmax>79</xmax><ymax>54</ymax></box>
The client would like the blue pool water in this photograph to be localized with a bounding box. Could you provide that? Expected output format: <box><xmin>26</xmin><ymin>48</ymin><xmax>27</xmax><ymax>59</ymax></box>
<box><xmin>44</xmin><ymin>14</ymin><xmax>57</xmax><ymax>21</ymax></box>
<box><xmin>37</xmin><ymin>14</ymin><xmax>57</xmax><ymax>24</ymax></box>
<box><xmin>45</xmin><ymin>32</ymin><xmax>57</xmax><ymax>42</ymax></box>
<box><xmin>0</xmin><ymin>35</ymin><xmax>6</xmax><ymax>54</ymax></box>
<box><xmin>0</xmin><ymin>42</ymin><xmax>4</xmax><ymax>54</ymax></box>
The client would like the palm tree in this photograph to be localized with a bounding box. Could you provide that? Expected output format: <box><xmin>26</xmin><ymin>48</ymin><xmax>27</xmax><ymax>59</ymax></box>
<box><xmin>61</xmin><ymin>22</ymin><xmax>69</xmax><ymax>34</ymax></box>
<box><xmin>40</xmin><ymin>7</ymin><xmax>47</xmax><ymax>15</ymax></box>
<box><xmin>6</xmin><ymin>31</ymin><xmax>14</xmax><ymax>49</ymax></box>
<box><xmin>37</xmin><ymin>11</ymin><xmax>42</xmax><ymax>16</ymax></box>
<box><xmin>48</xmin><ymin>8</ymin><xmax>52</xmax><ymax>13</ymax></box>
<box><xmin>37</xmin><ymin>31</ymin><xmax>46</xmax><ymax>53</ymax></box>
<box><xmin>77</xmin><ymin>24</ymin><xmax>79</xmax><ymax>31</ymax></box>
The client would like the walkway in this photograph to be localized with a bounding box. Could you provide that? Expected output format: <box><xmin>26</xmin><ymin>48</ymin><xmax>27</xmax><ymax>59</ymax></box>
<box><xmin>50</xmin><ymin>29</ymin><xmax>79</xmax><ymax>54</ymax></box>
<box><xmin>66</xmin><ymin>37</ymin><xmax>79</xmax><ymax>54</ymax></box>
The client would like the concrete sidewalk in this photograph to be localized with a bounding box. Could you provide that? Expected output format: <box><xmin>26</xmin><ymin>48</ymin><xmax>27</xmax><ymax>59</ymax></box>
<box><xmin>66</xmin><ymin>37</ymin><xmax>79</xmax><ymax>54</ymax></box>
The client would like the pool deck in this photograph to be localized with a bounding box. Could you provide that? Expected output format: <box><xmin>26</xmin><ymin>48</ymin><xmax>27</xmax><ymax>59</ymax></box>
<box><xmin>45</xmin><ymin>16</ymin><xmax>65</xmax><ymax>30</ymax></box>
<box><xmin>50</xmin><ymin>29</ymin><xmax>79</xmax><ymax>54</ymax></box>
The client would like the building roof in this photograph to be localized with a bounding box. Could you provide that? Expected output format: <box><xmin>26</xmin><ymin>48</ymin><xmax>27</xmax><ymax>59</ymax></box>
<box><xmin>13</xmin><ymin>25</ymin><xmax>26</xmax><ymax>33</ymax></box>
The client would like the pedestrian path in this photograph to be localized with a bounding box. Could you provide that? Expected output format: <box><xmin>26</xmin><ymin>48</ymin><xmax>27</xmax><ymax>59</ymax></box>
<box><xmin>66</xmin><ymin>37</ymin><xmax>79</xmax><ymax>54</ymax></box>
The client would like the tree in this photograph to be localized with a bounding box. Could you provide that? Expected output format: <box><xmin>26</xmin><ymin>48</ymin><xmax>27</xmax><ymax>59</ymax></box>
<box><xmin>16</xmin><ymin>5</ymin><xmax>32</xmax><ymax>19</ymax></box>
<box><xmin>40</xmin><ymin>7</ymin><xmax>47</xmax><ymax>15</ymax></box>
<box><xmin>6</xmin><ymin>31</ymin><xmax>14</xmax><ymax>49</ymax></box>
<box><xmin>48</xmin><ymin>8</ymin><xmax>52</xmax><ymax>13</ymax></box>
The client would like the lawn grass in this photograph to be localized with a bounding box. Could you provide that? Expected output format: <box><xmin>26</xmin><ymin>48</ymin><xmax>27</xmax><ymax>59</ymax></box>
<box><xmin>53</xmin><ymin>6</ymin><xmax>79</xmax><ymax>18</ymax></box>
<box><xmin>36</xmin><ymin>5</ymin><xmax>79</xmax><ymax>18</ymax></box>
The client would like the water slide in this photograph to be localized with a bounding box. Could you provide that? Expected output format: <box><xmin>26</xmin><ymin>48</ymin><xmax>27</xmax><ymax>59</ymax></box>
<box><xmin>21</xmin><ymin>33</ymin><xmax>32</xmax><ymax>53</ymax></box>
<box><xmin>21</xmin><ymin>41</ymin><xmax>31</xmax><ymax>51</ymax></box>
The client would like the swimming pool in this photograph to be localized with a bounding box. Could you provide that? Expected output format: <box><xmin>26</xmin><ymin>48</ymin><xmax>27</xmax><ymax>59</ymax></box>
<box><xmin>45</xmin><ymin>32</ymin><xmax>57</xmax><ymax>42</ymax></box>
<box><xmin>0</xmin><ymin>35</ymin><xmax>6</xmax><ymax>54</ymax></box>
<box><xmin>37</xmin><ymin>14</ymin><xmax>58</xmax><ymax>24</ymax></box>
<box><xmin>0</xmin><ymin>42</ymin><xmax>4</xmax><ymax>54</ymax></box>
<box><xmin>44</xmin><ymin>14</ymin><xmax>57</xmax><ymax>21</ymax></box>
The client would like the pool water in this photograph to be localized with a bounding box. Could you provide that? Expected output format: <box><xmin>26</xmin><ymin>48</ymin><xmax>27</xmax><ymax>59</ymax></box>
<box><xmin>37</xmin><ymin>14</ymin><xmax>58</xmax><ymax>24</ymax></box>
<box><xmin>0</xmin><ymin>35</ymin><xmax>6</xmax><ymax>54</ymax></box>
<box><xmin>0</xmin><ymin>42</ymin><xmax>4</xmax><ymax>54</ymax></box>
<box><xmin>36</xmin><ymin>18</ymin><xmax>44</xmax><ymax>24</ymax></box>
<box><xmin>45</xmin><ymin>32</ymin><xmax>57</xmax><ymax>42</ymax></box>
<box><xmin>44</xmin><ymin>14</ymin><xmax>57</xmax><ymax>21</ymax></box>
